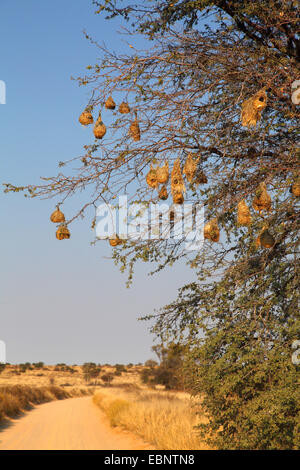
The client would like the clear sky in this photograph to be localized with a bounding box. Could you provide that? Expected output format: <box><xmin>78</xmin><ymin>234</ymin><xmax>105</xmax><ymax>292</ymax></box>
<box><xmin>0</xmin><ymin>0</ymin><xmax>196</xmax><ymax>365</ymax></box>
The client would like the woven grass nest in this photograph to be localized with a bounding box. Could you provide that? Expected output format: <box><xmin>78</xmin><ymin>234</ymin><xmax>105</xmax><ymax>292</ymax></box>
<box><xmin>204</xmin><ymin>218</ymin><xmax>220</xmax><ymax>242</ymax></box>
<box><xmin>256</xmin><ymin>227</ymin><xmax>275</xmax><ymax>249</ymax></box>
<box><xmin>237</xmin><ymin>200</ymin><xmax>252</xmax><ymax>226</ymax></box>
<box><xmin>119</xmin><ymin>102</ymin><xmax>130</xmax><ymax>114</ymax></box>
<box><xmin>183</xmin><ymin>153</ymin><xmax>200</xmax><ymax>183</ymax></box>
<box><xmin>56</xmin><ymin>224</ymin><xmax>70</xmax><ymax>240</ymax></box>
<box><xmin>171</xmin><ymin>158</ymin><xmax>186</xmax><ymax>195</ymax></box>
<box><xmin>129</xmin><ymin>113</ymin><xmax>141</xmax><ymax>141</ymax></box>
<box><xmin>290</xmin><ymin>180</ymin><xmax>300</xmax><ymax>197</ymax></box>
<box><xmin>93</xmin><ymin>112</ymin><xmax>107</xmax><ymax>139</ymax></box>
<box><xmin>252</xmin><ymin>182</ymin><xmax>271</xmax><ymax>214</ymax></box>
<box><xmin>241</xmin><ymin>89</ymin><xmax>267</xmax><ymax>127</ymax></box>
<box><xmin>79</xmin><ymin>106</ymin><xmax>94</xmax><ymax>126</ymax></box>
<box><xmin>173</xmin><ymin>191</ymin><xmax>184</xmax><ymax>205</ymax></box>
<box><xmin>146</xmin><ymin>164</ymin><xmax>159</xmax><ymax>189</ymax></box>
<box><xmin>105</xmin><ymin>96</ymin><xmax>116</xmax><ymax>110</ymax></box>
<box><xmin>50</xmin><ymin>207</ymin><xmax>65</xmax><ymax>224</ymax></box>
<box><xmin>156</xmin><ymin>161</ymin><xmax>169</xmax><ymax>184</ymax></box>
<box><xmin>159</xmin><ymin>185</ymin><xmax>168</xmax><ymax>200</ymax></box>
<box><xmin>109</xmin><ymin>235</ymin><xmax>122</xmax><ymax>247</ymax></box>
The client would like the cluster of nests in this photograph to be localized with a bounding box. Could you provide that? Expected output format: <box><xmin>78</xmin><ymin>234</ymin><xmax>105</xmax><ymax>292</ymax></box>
<box><xmin>50</xmin><ymin>207</ymin><xmax>70</xmax><ymax>240</ymax></box>
<box><xmin>78</xmin><ymin>96</ymin><xmax>140</xmax><ymax>142</ymax></box>
<box><xmin>204</xmin><ymin>180</ymin><xmax>300</xmax><ymax>247</ymax></box>
<box><xmin>146</xmin><ymin>154</ymin><xmax>207</xmax><ymax>203</ymax></box>
<box><xmin>79</xmin><ymin>88</ymin><xmax>268</xmax><ymax>138</ymax></box>
<box><xmin>108</xmin><ymin>176</ymin><xmax>300</xmax><ymax>248</ymax></box>
<box><xmin>52</xmin><ymin>89</ymin><xmax>298</xmax><ymax>245</ymax></box>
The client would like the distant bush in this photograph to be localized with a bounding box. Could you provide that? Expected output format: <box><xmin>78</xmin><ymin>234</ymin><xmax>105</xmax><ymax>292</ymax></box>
<box><xmin>82</xmin><ymin>363</ymin><xmax>101</xmax><ymax>384</ymax></box>
<box><xmin>49</xmin><ymin>375</ymin><xmax>55</xmax><ymax>386</ymax></box>
<box><xmin>144</xmin><ymin>360</ymin><xmax>158</xmax><ymax>368</ymax></box>
<box><xmin>115</xmin><ymin>364</ymin><xmax>126</xmax><ymax>372</ymax></box>
<box><xmin>32</xmin><ymin>362</ymin><xmax>44</xmax><ymax>369</ymax></box>
<box><xmin>101</xmin><ymin>373</ymin><xmax>114</xmax><ymax>385</ymax></box>
<box><xmin>140</xmin><ymin>368</ymin><xmax>154</xmax><ymax>385</ymax></box>
<box><xmin>17</xmin><ymin>364</ymin><xmax>30</xmax><ymax>373</ymax></box>
<box><xmin>140</xmin><ymin>343</ymin><xmax>186</xmax><ymax>390</ymax></box>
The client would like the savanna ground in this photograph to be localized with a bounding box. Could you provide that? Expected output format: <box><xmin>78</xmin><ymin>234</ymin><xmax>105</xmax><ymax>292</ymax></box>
<box><xmin>0</xmin><ymin>363</ymin><xmax>208</xmax><ymax>450</ymax></box>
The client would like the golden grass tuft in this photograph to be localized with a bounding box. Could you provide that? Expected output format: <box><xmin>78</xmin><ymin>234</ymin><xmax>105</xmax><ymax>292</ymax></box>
<box><xmin>93</xmin><ymin>388</ymin><xmax>209</xmax><ymax>450</ymax></box>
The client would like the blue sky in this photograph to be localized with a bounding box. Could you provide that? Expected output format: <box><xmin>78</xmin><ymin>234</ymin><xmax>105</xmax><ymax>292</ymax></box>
<box><xmin>0</xmin><ymin>0</ymin><xmax>196</xmax><ymax>364</ymax></box>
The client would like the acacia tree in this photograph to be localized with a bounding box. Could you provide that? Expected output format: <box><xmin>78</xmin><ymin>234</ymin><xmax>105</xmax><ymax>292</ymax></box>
<box><xmin>4</xmin><ymin>0</ymin><xmax>299</xmax><ymax>448</ymax></box>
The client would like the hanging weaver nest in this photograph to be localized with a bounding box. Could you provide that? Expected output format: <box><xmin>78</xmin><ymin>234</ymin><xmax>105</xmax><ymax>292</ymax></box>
<box><xmin>172</xmin><ymin>191</ymin><xmax>184</xmax><ymax>205</ymax></box>
<box><xmin>129</xmin><ymin>115</ymin><xmax>141</xmax><ymax>141</ymax></box>
<box><xmin>109</xmin><ymin>235</ymin><xmax>123</xmax><ymax>247</ymax></box>
<box><xmin>50</xmin><ymin>206</ymin><xmax>65</xmax><ymax>224</ymax></box>
<box><xmin>56</xmin><ymin>224</ymin><xmax>70</xmax><ymax>240</ymax></box>
<box><xmin>171</xmin><ymin>158</ymin><xmax>186</xmax><ymax>197</ymax></box>
<box><xmin>256</xmin><ymin>227</ymin><xmax>275</xmax><ymax>249</ymax></box>
<box><xmin>105</xmin><ymin>96</ymin><xmax>116</xmax><ymax>110</ymax></box>
<box><xmin>169</xmin><ymin>209</ymin><xmax>175</xmax><ymax>221</ymax></box>
<box><xmin>204</xmin><ymin>218</ymin><xmax>220</xmax><ymax>242</ymax></box>
<box><xmin>119</xmin><ymin>102</ymin><xmax>130</xmax><ymax>114</ymax></box>
<box><xmin>93</xmin><ymin>113</ymin><xmax>106</xmax><ymax>139</ymax></box>
<box><xmin>159</xmin><ymin>185</ymin><xmax>168</xmax><ymax>200</ymax></box>
<box><xmin>146</xmin><ymin>164</ymin><xmax>159</xmax><ymax>189</ymax></box>
<box><xmin>79</xmin><ymin>106</ymin><xmax>93</xmax><ymax>126</ymax></box>
<box><xmin>252</xmin><ymin>182</ymin><xmax>271</xmax><ymax>214</ymax></box>
<box><xmin>156</xmin><ymin>161</ymin><xmax>169</xmax><ymax>184</ymax></box>
<box><xmin>241</xmin><ymin>89</ymin><xmax>267</xmax><ymax>127</ymax></box>
<box><xmin>183</xmin><ymin>153</ymin><xmax>200</xmax><ymax>183</ymax></box>
<box><xmin>290</xmin><ymin>180</ymin><xmax>300</xmax><ymax>197</ymax></box>
<box><xmin>237</xmin><ymin>200</ymin><xmax>252</xmax><ymax>226</ymax></box>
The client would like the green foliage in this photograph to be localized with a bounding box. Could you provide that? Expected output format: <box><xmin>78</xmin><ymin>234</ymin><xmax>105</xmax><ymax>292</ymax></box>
<box><xmin>153</xmin><ymin>257</ymin><xmax>300</xmax><ymax>448</ymax></box>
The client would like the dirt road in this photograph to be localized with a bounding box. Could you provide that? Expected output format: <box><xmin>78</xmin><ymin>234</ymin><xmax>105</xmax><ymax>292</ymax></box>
<box><xmin>0</xmin><ymin>396</ymin><xmax>151</xmax><ymax>450</ymax></box>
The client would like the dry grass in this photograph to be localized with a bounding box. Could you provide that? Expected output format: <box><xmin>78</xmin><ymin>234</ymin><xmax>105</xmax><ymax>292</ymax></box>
<box><xmin>93</xmin><ymin>388</ymin><xmax>210</xmax><ymax>450</ymax></box>
<box><xmin>0</xmin><ymin>385</ymin><xmax>90</xmax><ymax>423</ymax></box>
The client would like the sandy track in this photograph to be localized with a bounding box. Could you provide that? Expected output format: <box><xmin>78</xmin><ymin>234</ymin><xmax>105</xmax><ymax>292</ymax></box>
<box><xmin>0</xmin><ymin>397</ymin><xmax>151</xmax><ymax>450</ymax></box>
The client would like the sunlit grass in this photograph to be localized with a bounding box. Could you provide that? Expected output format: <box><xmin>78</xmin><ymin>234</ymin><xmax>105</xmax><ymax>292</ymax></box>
<box><xmin>93</xmin><ymin>388</ymin><xmax>210</xmax><ymax>450</ymax></box>
<box><xmin>0</xmin><ymin>385</ymin><xmax>89</xmax><ymax>423</ymax></box>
